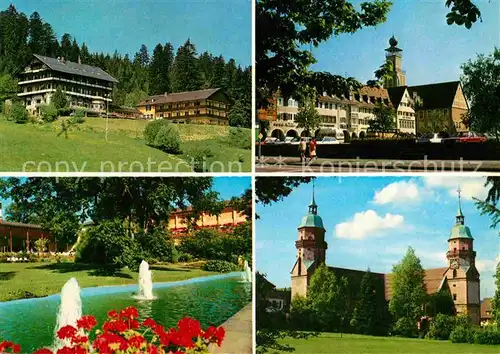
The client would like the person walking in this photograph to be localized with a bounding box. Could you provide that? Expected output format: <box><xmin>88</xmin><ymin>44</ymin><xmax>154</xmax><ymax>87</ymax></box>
<box><xmin>309</xmin><ymin>137</ymin><xmax>317</xmax><ymax>161</ymax></box>
<box><xmin>298</xmin><ymin>138</ymin><xmax>307</xmax><ymax>162</ymax></box>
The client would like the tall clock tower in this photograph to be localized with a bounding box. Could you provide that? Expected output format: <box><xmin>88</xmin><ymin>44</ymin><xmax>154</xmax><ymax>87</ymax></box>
<box><xmin>291</xmin><ymin>186</ymin><xmax>328</xmax><ymax>299</ymax></box>
<box><xmin>444</xmin><ymin>188</ymin><xmax>480</xmax><ymax>325</ymax></box>
<box><xmin>384</xmin><ymin>36</ymin><xmax>406</xmax><ymax>88</ymax></box>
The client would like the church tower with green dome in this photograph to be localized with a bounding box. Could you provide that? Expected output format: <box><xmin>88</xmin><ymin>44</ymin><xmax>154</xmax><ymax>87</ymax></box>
<box><xmin>291</xmin><ymin>185</ymin><xmax>328</xmax><ymax>298</ymax></box>
<box><xmin>444</xmin><ymin>188</ymin><xmax>480</xmax><ymax>325</ymax></box>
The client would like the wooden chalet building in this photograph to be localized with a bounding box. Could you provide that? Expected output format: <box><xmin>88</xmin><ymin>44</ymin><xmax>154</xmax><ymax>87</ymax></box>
<box><xmin>136</xmin><ymin>88</ymin><xmax>232</xmax><ymax>125</ymax></box>
<box><xmin>0</xmin><ymin>219</ymin><xmax>56</xmax><ymax>253</ymax></box>
<box><xmin>17</xmin><ymin>54</ymin><xmax>118</xmax><ymax>115</ymax></box>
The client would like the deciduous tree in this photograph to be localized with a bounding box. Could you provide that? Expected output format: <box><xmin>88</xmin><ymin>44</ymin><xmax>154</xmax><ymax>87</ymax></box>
<box><xmin>389</xmin><ymin>247</ymin><xmax>428</xmax><ymax>337</ymax></box>
<box><xmin>369</xmin><ymin>102</ymin><xmax>396</xmax><ymax>135</ymax></box>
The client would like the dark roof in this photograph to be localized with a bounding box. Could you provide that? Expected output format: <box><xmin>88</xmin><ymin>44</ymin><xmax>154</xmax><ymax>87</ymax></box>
<box><xmin>137</xmin><ymin>88</ymin><xmax>223</xmax><ymax>106</ymax></box>
<box><xmin>387</xmin><ymin>86</ymin><xmax>407</xmax><ymax>108</ymax></box>
<box><xmin>0</xmin><ymin>220</ymin><xmax>44</xmax><ymax>229</ymax></box>
<box><xmin>407</xmin><ymin>81</ymin><xmax>460</xmax><ymax>110</ymax></box>
<box><xmin>33</xmin><ymin>54</ymin><xmax>118</xmax><ymax>83</ymax></box>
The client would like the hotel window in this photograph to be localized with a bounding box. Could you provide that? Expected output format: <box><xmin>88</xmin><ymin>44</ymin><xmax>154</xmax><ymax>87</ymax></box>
<box><xmin>146</xmin><ymin>105</ymin><xmax>151</xmax><ymax>111</ymax></box>
<box><xmin>453</xmin><ymin>294</ymin><xmax>457</xmax><ymax>301</ymax></box>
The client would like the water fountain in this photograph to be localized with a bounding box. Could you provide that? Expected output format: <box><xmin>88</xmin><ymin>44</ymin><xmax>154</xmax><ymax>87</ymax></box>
<box><xmin>241</xmin><ymin>260</ymin><xmax>252</xmax><ymax>283</ymax></box>
<box><xmin>54</xmin><ymin>277</ymin><xmax>82</xmax><ymax>348</ymax></box>
<box><xmin>134</xmin><ymin>260</ymin><xmax>155</xmax><ymax>300</ymax></box>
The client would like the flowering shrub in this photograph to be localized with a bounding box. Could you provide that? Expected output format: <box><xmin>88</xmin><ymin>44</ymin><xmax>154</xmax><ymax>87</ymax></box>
<box><xmin>0</xmin><ymin>306</ymin><xmax>224</xmax><ymax>354</ymax></box>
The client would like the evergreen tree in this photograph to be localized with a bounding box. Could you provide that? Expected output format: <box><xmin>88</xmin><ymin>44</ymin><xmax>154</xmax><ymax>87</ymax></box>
<box><xmin>389</xmin><ymin>247</ymin><xmax>427</xmax><ymax>337</ymax></box>
<box><xmin>148</xmin><ymin>43</ymin><xmax>173</xmax><ymax>95</ymax></box>
<box><xmin>59</xmin><ymin>33</ymin><xmax>72</xmax><ymax>59</ymax></box>
<box><xmin>71</xmin><ymin>38</ymin><xmax>80</xmax><ymax>62</ymax></box>
<box><xmin>28</xmin><ymin>11</ymin><xmax>44</xmax><ymax>55</ymax></box>
<box><xmin>350</xmin><ymin>270</ymin><xmax>378</xmax><ymax>335</ymax></box>
<box><xmin>171</xmin><ymin>39</ymin><xmax>202</xmax><ymax>92</ymax></box>
<box><xmin>80</xmin><ymin>42</ymin><xmax>91</xmax><ymax>64</ymax></box>
<box><xmin>210</xmin><ymin>55</ymin><xmax>225</xmax><ymax>88</ymax></box>
<box><xmin>228</xmin><ymin>99</ymin><xmax>251</xmax><ymax>128</ymax></box>
<box><xmin>52</xmin><ymin>87</ymin><xmax>68</xmax><ymax>110</ymax></box>
<box><xmin>0</xmin><ymin>4</ymin><xmax>30</xmax><ymax>72</ymax></box>
<box><xmin>134</xmin><ymin>44</ymin><xmax>150</xmax><ymax>67</ymax></box>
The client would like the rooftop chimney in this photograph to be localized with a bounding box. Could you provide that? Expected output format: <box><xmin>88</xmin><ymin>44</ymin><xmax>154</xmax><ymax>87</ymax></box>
<box><xmin>164</xmin><ymin>92</ymin><xmax>168</xmax><ymax>97</ymax></box>
<box><xmin>61</xmin><ymin>56</ymin><xmax>65</xmax><ymax>63</ymax></box>
<box><xmin>78</xmin><ymin>55</ymin><xmax>81</xmax><ymax>65</ymax></box>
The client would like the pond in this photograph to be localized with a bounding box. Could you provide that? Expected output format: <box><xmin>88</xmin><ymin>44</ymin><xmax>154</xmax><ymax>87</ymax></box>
<box><xmin>0</xmin><ymin>272</ymin><xmax>250</xmax><ymax>351</ymax></box>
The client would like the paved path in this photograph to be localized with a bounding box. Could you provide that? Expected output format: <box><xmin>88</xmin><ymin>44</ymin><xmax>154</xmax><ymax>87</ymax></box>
<box><xmin>211</xmin><ymin>302</ymin><xmax>253</xmax><ymax>354</ymax></box>
<box><xmin>256</xmin><ymin>157</ymin><xmax>500</xmax><ymax>173</ymax></box>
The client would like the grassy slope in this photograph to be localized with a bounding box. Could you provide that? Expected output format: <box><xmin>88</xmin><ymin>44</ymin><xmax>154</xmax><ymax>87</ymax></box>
<box><xmin>0</xmin><ymin>262</ymin><xmax>216</xmax><ymax>302</ymax></box>
<box><xmin>0</xmin><ymin>117</ymin><xmax>250</xmax><ymax>172</ymax></box>
<box><xmin>275</xmin><ymin>333</ymin><xmax>500</xmax><ymax>353</ymax></box>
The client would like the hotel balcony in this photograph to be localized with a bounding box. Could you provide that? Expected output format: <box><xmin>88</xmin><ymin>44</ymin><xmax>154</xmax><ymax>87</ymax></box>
<box><xmin>18</xmin><ymin>88</ymin><xmax>111</xmax><ymax>102</ymax></box>
<box><xmin>18</xmin><ymin>76</ymin><xmax>112</xmax><ymax>91</ymax></box>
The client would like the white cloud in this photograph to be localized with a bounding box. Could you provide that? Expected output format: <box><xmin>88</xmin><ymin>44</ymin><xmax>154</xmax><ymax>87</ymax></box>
<box><xmin>335</xmin><ymin>210</ymin><xmax>404</xmax><ymax>240</ymax></box>
<box><xmin>476</xmin><ymin>255</ymin><xmax>500</xmax><ymax>273</ymax></box>
<box><xmin>423</xmin><ymin>176</ymin><xmax>488</xmax><ymax>201</ymax></box>
<box><xmin>373</xmin><ymin>180</ymin><xmax>420</xmax><ymax>205</ymax></box>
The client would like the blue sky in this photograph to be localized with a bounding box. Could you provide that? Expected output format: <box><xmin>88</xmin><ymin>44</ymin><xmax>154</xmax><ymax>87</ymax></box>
<box><xmin>212</xmin><ymin>176</ymin><xmax>250</xmax><ymax>200</ymax></box>
<box><xmin>310</xmin><ymin>0</ymin><xmax>499</xmax><ymax>85</ymax></box>
<box><xmin>9</xmin><ymin>0</ymin><xmax>251</xmax><ymax>66</ymax></box>
<box><xmin>256</xmin><ymin>176</ymin><xmax>499</xmax><ymax>299</ymax></box>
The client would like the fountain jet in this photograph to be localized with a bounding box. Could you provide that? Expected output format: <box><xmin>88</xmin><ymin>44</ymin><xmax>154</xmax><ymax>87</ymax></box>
<box><xmin>54</xmin><ymin>277</ymin><xmax>82</xmax><ymax>348</ymax></box>
<box><xmin>134</xmin><ymin>260</ymin><xmax>155</xmax><ymax>300</ymax></box>
<box><xmin>241</xmin><ymin>260</ymin><xmax>252</xmax><ymax>283</ymax></box>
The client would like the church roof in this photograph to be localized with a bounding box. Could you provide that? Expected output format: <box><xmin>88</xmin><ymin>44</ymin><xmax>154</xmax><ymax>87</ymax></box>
<box><xmin>387</xmin><ymin>86</ymin><xmax>407</xmax><ymax>108</ymax></box>
<box><xmin>384</xmin><ymin>267</ymin><xmax>448</xmax><ymax>300</ymax></box>
<box><xmin>407</xmin><ymin>81</ymin><xmax>460</xmax><ymax>110</ymax></box>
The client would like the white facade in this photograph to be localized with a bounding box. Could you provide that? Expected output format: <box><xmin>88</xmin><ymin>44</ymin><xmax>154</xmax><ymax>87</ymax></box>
<box><xmin>271</xmin><ymin>93</ymin><xmax>382</xmax><ymax>139</ymax></box>
<box><xmin>394</xmin><ymin>88</ymin><xmax>416</xmax><ymax>134</ymax></box>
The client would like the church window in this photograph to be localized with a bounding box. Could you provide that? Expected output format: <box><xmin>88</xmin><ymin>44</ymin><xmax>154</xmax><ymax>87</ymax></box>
<box><xmin>453</xmin><ymin>269</ymin><xmax>457</xmax><ymax>278</ymax></box>
<box><xmin>453</xmin><ymin>294</ymin><xmax>457</xmax><ymax>301</ymax></box>
<box><xmin>453</xmin><ymin>284</ymin><xmax>456</xmax><ymax>287</ymax></box>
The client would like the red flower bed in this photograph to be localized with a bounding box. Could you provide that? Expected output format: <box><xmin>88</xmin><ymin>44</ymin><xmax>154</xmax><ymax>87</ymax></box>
<box><xmin>0</xmin><ymin>306</ymin><xmax>224</xmax><ymax>354</ymax></box>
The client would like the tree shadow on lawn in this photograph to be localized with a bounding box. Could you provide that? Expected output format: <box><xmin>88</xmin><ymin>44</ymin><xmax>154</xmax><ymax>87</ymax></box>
<box><xmin>0</xmin><ymin>271</ymin><xmax>17</xmax><ymax>281</ymax></box>
<box><xmin>28</xmin><ymin>263</ymin><xmax>132</xmax><ymax>279</ymax></box>
<box><xmin>149</xmin><ymin>265</ymin><xmax>194</xmax><ymax>273</ymax></box>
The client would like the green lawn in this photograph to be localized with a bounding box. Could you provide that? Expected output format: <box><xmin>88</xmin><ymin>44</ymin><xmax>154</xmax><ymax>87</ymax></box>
<box><xmin>0</xmin><ymin>261</ymin><xmax>216</xmax><ymax>302</ymax></box>
<box><xmin>0</xmin><ymin>117</ymin><xmax>250</xmax><ymax>172</ymax></box>
<box><xmin>274</xmin><ymin>333</ymin><xmax>500</xmax><ymax>353</ymax></box>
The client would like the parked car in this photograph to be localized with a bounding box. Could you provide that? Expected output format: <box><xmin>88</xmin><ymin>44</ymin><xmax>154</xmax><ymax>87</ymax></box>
<box><xmin>263</xmin><ymin>137</ymin><xmax>279</xmax><ymax>144</ymax></box>
<box><xmin>458</xmin><ymin>132</ymin><xmax>487</xmax><ymax>143</ymax></box>
<box><xmin>284</xmin><ymin>137</ymin><xmax>297</xmax><ymax>144</ymax></box>
<box><xmin>317</xmin><ymin>136</ymin><xmax>340</xmax><ymax>145</ymax></box>
<box><xmin>416</xmin><ymin>132</ymin><xmax>450</xmax><ymax>144</ymax></box>
<box><xmin>442</xmin><ymin>132</ymin><xmax>487</xmax><ymax>144</ymax></box>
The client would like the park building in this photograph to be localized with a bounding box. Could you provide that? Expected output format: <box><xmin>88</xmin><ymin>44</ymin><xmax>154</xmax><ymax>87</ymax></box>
<box><xmin>136</xmin><ymin>88</ymin><xmax>232</xmax><ymax>125</ymax></box>
<box><xmin>290</xmin><ymin>187</ymin><xmax>482</xmax><ymax>325</ymax></box>
<box><xmin>17</xmin><ymin>54</ymin><xmax>118</xmax><ymax>116</ymax></box>
<box><xmin>168</xmin><ymin>202</ymin><xmax>247</xmax><ymax>244</ymax></box>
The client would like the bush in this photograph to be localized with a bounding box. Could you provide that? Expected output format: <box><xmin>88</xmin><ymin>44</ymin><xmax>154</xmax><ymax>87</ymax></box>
<box><xmin>75</xmin><ymin>219</ymin><xmax>141</xmax><ymax>269</ymax></box>
<box><xmin>450</xmin><ymin>325</ymin><xmax>474</xmax><ymax>343</ymax></box>
<box><xmin>203</xmin><ymin>260</ymin><xmax>239</xmax><ymax>273</ymax></box>
<box><xmin>39</xmin><ymin>104</ymin><xmax>59</xmax><ymax>122</ymax></box>
<box><xmin>178</xmin><ymin>252</ymin><xmax>193</xmax><ymax>262</ymax></box>
<box><xmin>138</xmin><ymin>228</ymin><xmax>173</xmax><ymax>263</ymax></box>
<box><xmin>171</xmin><ymin>244</ymin><xmax>180</xmax><ymax>263</ymax></box>
<box><xmin>72</xmin><ymin>108</ymin><xmax>85</xmax><ymax>124</ymax></box>
<box><xmin>186</xmin><ymin>147</ymin><xmax>214</xmax><ymax>172</ymax></box>
<box><xmin>393</xmin><ymin>317</ymin><xmax>418</xmax><ymax>338</ymax></box>
<box><xmin>426</xmin><ymin>314</ymin><xmax>455</xmax><ymax>340</ymax></box>
<box><xmin>472</xmin><ymin>326</ymin><xmax>500</xmax><ymax>345</ymax></box>
<box><xmin>144</xmin><ymin>119</ymin><xmax>181</xmax><ymax>154</ymax></box>
<box><xmin>8</xmin><ymin>102</ymin><xmax>29</xmax><ymax>124</ymax></box>
<box><xmin>222</xmin><ymin>127</ymin><xmax>252</xmax><ymax>150</ymax></box>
